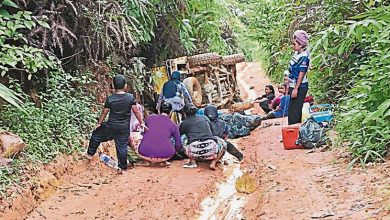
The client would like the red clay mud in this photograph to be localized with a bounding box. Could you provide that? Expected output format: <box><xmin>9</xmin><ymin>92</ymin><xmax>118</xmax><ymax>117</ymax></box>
<box><xmin>1</xmin><ymin>62</ymin><xmax>389</xmax><ymax>220</ymax></box>
<box><xmin>236</xmin><ymin>62</ymin><xmax>390</xmax><ymax>220</ymax></box>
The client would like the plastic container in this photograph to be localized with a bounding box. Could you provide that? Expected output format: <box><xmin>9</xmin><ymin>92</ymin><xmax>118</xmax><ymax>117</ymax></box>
<box><xmin>311</xmin><ymin>111</ymin><xmax>333</xmax><ymax>123</ymax></box>
<box><xmin>309</xmin><ymin>104</ymin><xmax>334</xmax><ymax>123</ymax></box>
<box><xmin>282</xmin><ymin>124</ymin><xmax>303</xmax><ymax>150</ymax></box>
<box><xmin>99</xmin><ymin>153</ymin><xmax>120</xmax><ymax>170</ymax></box>
<box><xmin>301</xmin><ymin>102</ymin><xmax>311</xmax><ymax>122</ymax></box>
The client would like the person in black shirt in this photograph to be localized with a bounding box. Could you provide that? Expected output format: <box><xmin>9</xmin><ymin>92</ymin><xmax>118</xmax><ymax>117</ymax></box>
<box><xmin>254</xmin><ymin>84</ymin><xmax>276</xmax><ymax>114</ymax></box>
<box><xmin>85</xmin><ymin>74</ymin><xmax>146</xmax><ymax>170</ymax></box>
<box><xmin>204</xmin><ymin>105</ymin><xmax>243</xmax><ymax>161</ymax></box>
<box><xmin>180</xmin><ymin>103</ymin><xmax>225</xmax><ymax>170</ymax></box>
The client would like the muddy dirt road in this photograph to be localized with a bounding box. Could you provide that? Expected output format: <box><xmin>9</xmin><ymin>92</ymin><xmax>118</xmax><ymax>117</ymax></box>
<box><xmin>237</xmin><ymin>63</ymin><xmax>390</xmax><ymax>220</ymax></box>
<box><xmin>3</xmin><ymin>62</ymin><xmax>390</xmax><ymax>220</ymax></box>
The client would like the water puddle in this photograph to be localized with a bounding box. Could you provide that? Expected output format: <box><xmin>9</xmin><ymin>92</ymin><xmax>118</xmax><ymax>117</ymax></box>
<box><xmin>198</xmin><ymin>152</ymin><xmax>246</xmax><ymax>220</ymax></box>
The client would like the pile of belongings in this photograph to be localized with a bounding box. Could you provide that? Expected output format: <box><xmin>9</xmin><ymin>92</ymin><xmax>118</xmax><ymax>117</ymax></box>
<box><xmin>220</xmin><ymin>113</ymin><xmax>262</xmax><ymax>138</ymax></box>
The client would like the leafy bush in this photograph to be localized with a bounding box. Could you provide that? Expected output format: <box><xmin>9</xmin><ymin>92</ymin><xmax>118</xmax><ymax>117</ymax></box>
<box><xmin>0</xmin><ymin>9</ymin><xmax>57</xmax><ymax>78</ymax></box>
<box><xmin>236</xmin><ymin>0</ymin><xmax>296</xmax><ymax>82</ymax></box>
<box><xmin>0</xmin><ymin>72</ymin><xmax>97</xmax><ymax>162</ymax></box>
<box><xmin>235</xmin><ymin>0</ymin><xmax>390</xmax><ymax>166</ymax></box>
<box><xmin>312</xmin><ymin>6</ymin><xmax>390</xmax><ymax>166</ymax></box>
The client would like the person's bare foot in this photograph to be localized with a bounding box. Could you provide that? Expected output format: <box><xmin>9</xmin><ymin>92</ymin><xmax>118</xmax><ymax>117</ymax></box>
<box><xmin>136</xmin><ymin>160</ymin><xmax>151</xmax><ymax>166</ymax></box>
<box><xmin>158</xmin><ymin>161</ymin><xmax>171</xmax><ymax>167</ymax></box>
<box><xmin>209</xmin><ymin>161</ymin><xmax>217</xmax><ymax>170</ymax></box>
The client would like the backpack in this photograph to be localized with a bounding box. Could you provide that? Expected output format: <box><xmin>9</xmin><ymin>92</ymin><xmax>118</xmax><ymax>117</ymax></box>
<box><xmin>297</xmin><ymin>118</ymin><xmax>327</xmax><ymax>149</ymax></box>
<box><xmin>162</xmin><ymin>80</ymin><xmax>182</xmax><ymax>99</ymax></box>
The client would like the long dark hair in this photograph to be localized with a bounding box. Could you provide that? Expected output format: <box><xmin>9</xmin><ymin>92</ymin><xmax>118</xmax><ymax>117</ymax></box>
<box><xmin>265</xmin><ymin>84</ymin><xmax>275</xmax><ymax>95</ymax></box>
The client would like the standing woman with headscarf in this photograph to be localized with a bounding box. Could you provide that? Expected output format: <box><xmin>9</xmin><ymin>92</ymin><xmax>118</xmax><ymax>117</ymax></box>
<box><xmin>157</xmin><ymin>71</ymin><xmax>193</xmax><ymax>114</ymax></box>
<box><xmin>286</xmin><ymin>30</ymin><xmax>310</xmax><ymax>125</ymax></box>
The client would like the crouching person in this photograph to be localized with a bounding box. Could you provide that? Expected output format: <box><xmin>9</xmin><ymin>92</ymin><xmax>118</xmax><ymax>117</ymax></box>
<box><xmin>131</xmin><ymin>101</ymin><xmax>182</xmax><ymax>166</ymax></box>
<box><xmin>204</xmin><ymin>105</ymin><xmax>244</xmax><ymax>161</ymax></box>
<box><xmin>85</xmin><ymin>74</ymin><xmax>146</xmax><ymax>171</ymax></box>
<box><xmin>180</xmin><ymin>103</ymin><xmax>226</xmax><ymax>170</ymax></box>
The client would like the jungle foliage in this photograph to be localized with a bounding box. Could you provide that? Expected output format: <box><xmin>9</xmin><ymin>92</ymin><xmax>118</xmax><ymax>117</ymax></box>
<box><xmin>1</xmin><ymin>0</ymin><xmax>388</xmax><ymax>200</ymax></box>
<box><xmin>236</xmin><ymin>0</ymin><xmax>390</xmax><ymax>166</ymax></box>
<box><xmin>0</xmin><ymin>0</ymin><xmax>243</xmax><ymax>198</ymax></box>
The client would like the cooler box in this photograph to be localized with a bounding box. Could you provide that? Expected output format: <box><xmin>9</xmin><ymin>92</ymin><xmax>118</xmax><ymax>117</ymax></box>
<box><xmin>282</xmin><ymin>124</ymin><xmax>303</xmax><ymax>150</ymax></box>
<box><xmin>309</xmin><ymin>104</ymin><xmax>333</xmax><ymax>123</ymax></box>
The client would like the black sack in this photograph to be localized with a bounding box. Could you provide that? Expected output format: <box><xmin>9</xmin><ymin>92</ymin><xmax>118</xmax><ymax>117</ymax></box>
<box><xmin>298</xmin><ymin>118</ymin><xmax>327</xmax><ymax>149</ymax></box>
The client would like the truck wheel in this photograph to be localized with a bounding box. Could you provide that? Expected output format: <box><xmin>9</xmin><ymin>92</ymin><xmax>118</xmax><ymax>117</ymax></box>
<box><xmin>188</xmin><ymin>53</ymin><xmax>222</xmax><ymax>68</ymax></box>
<box><xmin>222</xmin><ymin>53</ymin><xmax>245</xmax><ymax>66</ymax></box>
<box><xmin>183</xmin><ymin>77</ymin><xmax>202</xmax><ymax>107</ymax></box>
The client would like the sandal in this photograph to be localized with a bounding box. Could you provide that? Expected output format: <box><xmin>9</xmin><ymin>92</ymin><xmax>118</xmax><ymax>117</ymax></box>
<box><xmin>183</xmin><ymin>163</ymin><xmax>198</xmax><ymax>168</ymax></box>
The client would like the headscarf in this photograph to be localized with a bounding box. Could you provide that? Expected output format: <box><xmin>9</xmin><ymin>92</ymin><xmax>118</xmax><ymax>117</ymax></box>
<box><xmin>162</xmin><ymin>71</ymin><xmax>181</xmax><ymax>98</ymax></box>
<box><xmin>204</xmin><ymin>105</ymin><xmax>218</xmax><ymax>121</ymax></box>
<box><xmin>171</xmin><ymin>71</ymin><xmax>181</xmax><ymax>83</ymax></box>
<box><xmin>184</xmin><ymin>103</ymin><xmax>198</xmax><ymax>116</ymax></box>
<box><xmin>293</xmin><ymin>30</ymin><xmax>310</xmax><ymax>48</ymax></box>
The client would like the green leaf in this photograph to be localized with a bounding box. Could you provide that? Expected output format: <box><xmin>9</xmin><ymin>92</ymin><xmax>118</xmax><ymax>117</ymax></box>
<box><xmin>363</xmin><ymin>99</ymin><xmax>390</xmax><ymax>124</ymax></box>
<box><xmin>24</xmin><ymin>20</ymin><xmax>35</xmax><ymax>30</ymax></box>
<box><xmin>1</xmin><ymin>0</ymin><xmax>19</xmax><ymax>8</ymax></box>
<box><xmin>0</xmin><ymin>83</ymin><xmax>25</xmax><ymax>112</ymax></box>
<box><xmin>0</xmin><ymin>9</ymin><xmax>10</xmax><ymax>17</ymax></box>
<box><xmin>337</xmin><ymin>42</ymin><xmax>346</xmax><ymax>56</ymax></box>
<box><xmin>37</xmin><ymin>20</ymin><xmax>50</xmax><ymax>29</ymax></box>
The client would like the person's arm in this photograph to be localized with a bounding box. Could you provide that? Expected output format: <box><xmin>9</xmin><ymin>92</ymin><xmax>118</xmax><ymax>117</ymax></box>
<box><xmin>181</xmin><ymin>84</ymin><xmax>192</xmax><ymax>103</ymax></box>
<box><xmin>253</xmin><ymin>98</ymin><xmax>267</xmax><ymax>103</ymax></box>
<box><xmin>254</xmin><ymin>95</ymin><xmax>268</xmax><ymax>103</ymax></box>
<box><xmin>222</xmin><ymin>124</ymin><xmax>229</xmax><ymax>140</ymax></box>
<box><xmin>131</xmin><ymin>105</ymin><xmax>148</xmax><ymax>131</ymax></box>
<box><xmin>291</xmin><ymin>72</ymin><xmax>305</xmax><ymax>98</ymax></box>
<box><xmin>270</xmin><ymin>95</ymin><xmax>282</xmax><ymax>109</ymax></box>
<box><xmin>156</xmin><ymin>92</ymin><xmax>163</xmax><ymax>113</ymax></box>
<box><xmin>95</xmin><ymin>108</ymin><xmax>109</xmax><ymax>130</ymax></box>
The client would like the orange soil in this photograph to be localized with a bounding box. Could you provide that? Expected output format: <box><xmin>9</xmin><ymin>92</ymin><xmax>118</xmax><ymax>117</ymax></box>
<box><xmin>1</xmin><ymin>62</ymin><xmax>389</xmax><ymax>220</ymax></box>
<box><xmin>236</xmin><ymin>62</ymin><xmax>390</xmax><ymax>220</ymax></box>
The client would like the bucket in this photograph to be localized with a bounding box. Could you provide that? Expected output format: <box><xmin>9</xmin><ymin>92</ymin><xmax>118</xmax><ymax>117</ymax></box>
<box><xmin>282</xmin><ymin>124</ymin><xmax>303</xmax><ymax>150</ymax></box>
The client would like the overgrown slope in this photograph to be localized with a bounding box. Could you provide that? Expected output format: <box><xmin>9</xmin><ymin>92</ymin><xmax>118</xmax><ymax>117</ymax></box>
<box><xmin>235</xmin><ymin>0</ymin><xmax>390</xmax><ymax>166</ymax></box>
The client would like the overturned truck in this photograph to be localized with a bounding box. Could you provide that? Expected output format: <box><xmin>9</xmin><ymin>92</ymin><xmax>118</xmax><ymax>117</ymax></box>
<box><xmin>153</xmin><ymin>53</ymin><xmax>246</xmax><ymax>109</ymax></box>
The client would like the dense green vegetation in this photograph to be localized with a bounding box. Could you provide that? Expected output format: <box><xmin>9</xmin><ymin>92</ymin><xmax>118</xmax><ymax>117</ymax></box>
<box><xmin>236</xmin><ymin>0</ymin><xmax>390</xmax><ymax>166</ymax></box>
<box><xmin>0</xmin><ymin>0</ymin><xmax>241</xmax><ymax>198</ymax></box>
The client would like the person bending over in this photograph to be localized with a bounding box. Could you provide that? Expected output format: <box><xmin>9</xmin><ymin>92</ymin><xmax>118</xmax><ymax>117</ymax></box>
<box><xmin>180</xmin><ymin>103</ymin><xmax>226</xmax><ymax>170</ymax></box>
<box><xmin>131</xmin><ymin>101</ymin><xmax>182</xmax><ymax>167</ymax></box>
<box><xmin>157</xmin><ymin>71</ymin><xmax>193</xmax><ymax>114</ymax></box>
<box><xmin>85</xmin><ymin>74</ymin><xmax>146</xmax><ymax>171</ymax></box>
<box><xmin>204</xmin><ymin>105</ymin><xmax>243</xmax><ymax>161</ymax></box>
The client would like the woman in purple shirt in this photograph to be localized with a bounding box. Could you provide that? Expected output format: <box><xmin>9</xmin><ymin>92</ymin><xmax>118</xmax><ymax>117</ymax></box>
<box><xmin>134</xmin><ymin>101</ymin><xmax>182</xmax><ymax>166</ymax></box>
